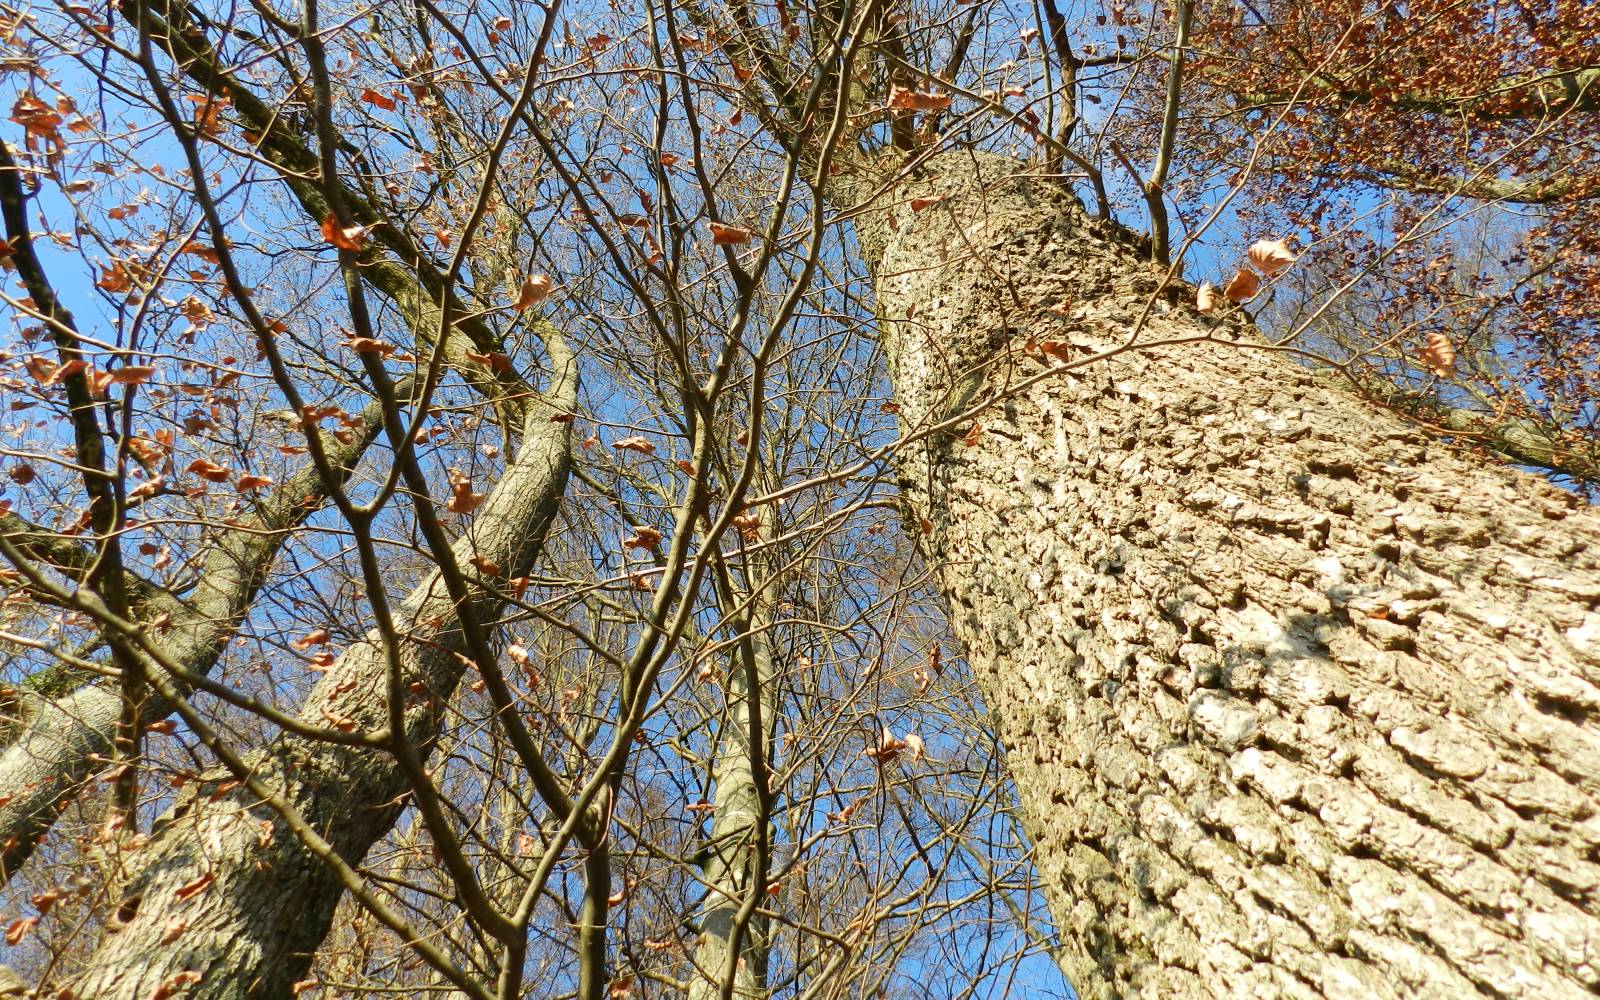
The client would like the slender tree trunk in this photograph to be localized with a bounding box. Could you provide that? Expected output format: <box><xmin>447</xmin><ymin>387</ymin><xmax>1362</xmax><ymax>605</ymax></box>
<box><xmin>62</xmin><ymin>367</ymin><xmax>575</xmax><ymax>1000</ymax></box>
<box><xmin>861</xmin><ymin>152</ymin><xmax>1600</xmax><ymax>999</ymax></box>
<box><xmin>689</xmin><ymin>566</ymin><xmax>776</xmax><ymax>1000</ymax></box>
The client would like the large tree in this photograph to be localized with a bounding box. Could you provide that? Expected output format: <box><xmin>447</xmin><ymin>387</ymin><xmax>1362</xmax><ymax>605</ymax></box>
<box><xmin>0</xmin><ymin>0</ymin><xmax>1596</xmax><ymax>996</ymax></box>
<box><xmin>849</xmin><ymin>148</ymin><xmax>1600</xmax><ymax>998</ymax></box>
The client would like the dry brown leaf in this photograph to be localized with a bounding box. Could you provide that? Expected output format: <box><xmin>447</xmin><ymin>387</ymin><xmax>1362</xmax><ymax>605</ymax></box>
<box><xmin>514</xmin><ymin>274</ymin><xmax>554</xmax><ymax>310</ymax></box>
<box><xmin>109</xmin><ymin>365</ymin><xmax>156</xmax><ymax>385</ymax></box>
<box><xmin>624</xmin><ymin>524</ymin><xmax>663</xmax><ymax>550</ymax></box>
<box><xmin>174</xmin><ymin>871</ymin><xmax>215</xmax><ymax>901</ymax></box>
<box><xmin>887</xmin><ymin>86</ymin><xmax>952</xmax><ymax>111</ymax></box>
<box><xmin>1422</xmin><ymin>331</ymin><xmax>1456</xmax><ymax>377</ymax></box>
<box><xmin>1247</xmin><ymin>239</ymin><xmax>1296</xmax><ymax>277</ymax></box>
<box><xmin>291</xmin><ymin>628</ymin><xmax>330</xmax><ymax>651</ymax></box>
<box><xmin>5</xmin><ymin>916</ymin><xmax>37</xmax><ymax>945</ymax></box>
<box><xmin>708</xmin><ymin>222</ymin><xmax>753</xmax><ymax>245</ymax></box>
<box><xmin>611</xmin><ymin>435</ymin><xmax>656</xmax><ymax>456</ymax></box>
<box><xmin>319</xmin><ymin>215</ymin><xmax>367</xmax><ymax>252</ymax></box>
<box><xmin>1223</xmin><ymin>266</ymin><xmax>1261</xmax><ymax>302</ymax></box>
<box><xmin>446</xmin><ymin>471</ymin><xmax>487</xmax><ymax>513</ymax></box>
<box><xmin>186</xmin><ymin>458</ymin><xmax>231</xmax><ymax>483</ymax></box>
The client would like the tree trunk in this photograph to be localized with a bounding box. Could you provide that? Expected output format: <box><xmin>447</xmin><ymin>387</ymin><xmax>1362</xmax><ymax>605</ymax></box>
<box><xmin>689</xmin><ymin>567</ymin><xmax>776</xmax><ymax>1000</ymax></box>
<box><xmin>863</xmin><ymin>152</ymin><xmax>1600</xmax><ymax>999</ymax></box>
<box><xmin>62</xmin><ymin>367</ymin><xmax>575</xmax><ymax>1000</ymax></box>
<box><xmin>0</xmin><ymin>410</ymin><xmax>389</xmax><ymax>883</ymax></box>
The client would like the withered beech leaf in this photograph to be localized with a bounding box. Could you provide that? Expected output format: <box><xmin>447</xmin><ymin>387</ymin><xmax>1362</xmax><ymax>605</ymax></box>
<box><xmin>446</xmin><ymin>471</ymin><xmax>487</xmax><ymax>513</ymax></box>
<box><xmin>514</xmin><ymin>274</ymin><xmax>554</xmax><ymax>310</ymax></box>
<box><xmin>319</xmin><ymin>215</ymin><xmax>368</xmax><ymax>252</ymax></box>
<box><xmin>1422</xmin><ymin>331</ymin><xmax>1457</xmax><ymax>377</ymax></box>
<box><xmin>291</xmin><ymin>628</ymin><xmax>330</xmax><ymax>651</ymax></box>
<box><xmin>1223</xmin><ymin>267</ymin><xmax>1260</xmax><ymax>302</ymax></box>
<box><xmin>1247</xmin><ymin>239</ymin><xmax>1296</xmax><ymax>277</ymax></box>
<box><xmin>708</xmin><ymin>222</ymin><xmax>753</xmax><ymax>245</ymax></box>
<box><xmin>887</xmin><ymin>86</ymin><xmax>952</xmax><ymax>112</ymax></box>
<box><xmin>612</xmin><ymin>435</ymin><xmax>656</xmax><ymax>456</ymax></box>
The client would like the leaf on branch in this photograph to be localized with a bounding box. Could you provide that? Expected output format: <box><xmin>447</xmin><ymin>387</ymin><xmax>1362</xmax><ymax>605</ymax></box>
<box><xmin>624</xmin><ymin>524</ymin><xmax>663</xmax><ymax>550</ymax></box>
<box><xmin>470</xmin><ymin>554</ymin><xmax>500</xmax><ymax>577</ymax></box>
<box><xmin>903</xmin><ymin>732</ymin><xmax>925</xmax><ymax>760</ymax></box>
<box><xmin>109</xmin><ymin>365</ymin><xmax>157</xmax><ymax>385</ymax></box>
<box><xmin>887</xmin><ymin>86</ymin><xmax>952</xmax><ymax>112</ymax></box>
<box><xmin>1223</xmin><ymin>267</ymin><xmax>1260</xmax><ymax>302</ymax></box>
<box><xmin>463</xmin><ymin>349</ymin><xmax>515</xmax><ymax>374</ymax></box>
<box><xmin>26</xmin><ymin>356</ymin><xmax>87</xmax><ymax>386</ymax></box>
<box><xmin>1195</xmin><ymin>282</ymin><xmax>1216</xmax><ymax>314</ymax></box>
<box><xmin>96</xmin><ymin>262</ymin><xmax>135</xmax><ymax>294</ymax></box>
<box><xmin>611</xmin><ymin>435</ymin><xmax>655</xmax><ymax>456</ymax></box>
<box><xmin>319</xmin><ymin>709</ymin><xmax>356</xmax><ymax>733</ymax></box>
<box><xmin>319</xmin><ymin>215</ymin><xmax>369</xmax><ymax>252</ymax></box>
<box><xmin>514</xmin><ymin>273</ymin><xmax>554</xmax><ymax>310</ymax></box>
<box><xmin>159</xmin><ymin>917</ymin><xmax>189</xmax><ymax>944</ymax></box>
<box><xmin>708</xmin><ymin>222</ymin><xmax>753</xmax><ymax>245</ymax></box>
<box><xmin>1422</xmin><ymin>332</ymin><xmax>1456</xmax><ymax>377</ymax></box>
<box><xmin>149</xmin><ymin>971</ymin><xmax>204</xmax><ymax>1000</ymax></box>
<box><xmin>31</xmin><ymin>890</ymin><xmax>62</xmax><ymax>914</ymax></box>
<box><xmin>342</xmin><ymin>337</ymin><xmax>396</xmax><ymax>357</ymax></box>
<box><xmin>235</xmin><ymin>474</ymin><xmax>273</xmax><ymax>492</ymax></box>
<box><xmin>359</xmin><ymin>88</ymin><xmax>396</xmax><ymax>111</ymax></box>
<box><xmin>186</xmin><ymin>459</ymin><xmax>232</xmax><ymax>483</ymax></box>
<box><xmin>910</xmin><ymin>195</ymin><xmax>946</xmax><ymax>212</ymax></box>
<box><xmin>291</xmin><ymin>628</ymin><xmax>331</xmax><ymax>651</ymax></box>
<box><xmin>446</xmin><ymin>471</ymin><xmax>487</xmax><ymax>513</ymax></box>
<box><xmin>862</xmin><ymin>727</ymin><xmax>910</xmax><ymax>763</ymax></box>
<box><xmin>1247</xmin><ymin>239</ymin><xmax>1296</xmax><ymax>277</ymax></box>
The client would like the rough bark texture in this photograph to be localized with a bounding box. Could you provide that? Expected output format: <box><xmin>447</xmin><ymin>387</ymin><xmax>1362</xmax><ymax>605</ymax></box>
<box><xmin>0</xmin><ymin>414</ymin><xmax>387</xmax><ymax>882</ymax></box>
<box><xmin>63</xmin><ymin>380</ymin><xmax>573</xmax><ymax>1000</ymax></box>
<box><xmin>865</xmin><ymin>151</ymin><xmax>1600</xmax><ymax>999</ymax></box>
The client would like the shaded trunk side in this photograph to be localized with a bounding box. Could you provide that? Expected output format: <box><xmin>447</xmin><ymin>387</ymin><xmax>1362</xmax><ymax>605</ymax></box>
<box><xmin>867</xmin><ymin>152</ymin><xmax>1600</xmax><ymax>999</ymax></box>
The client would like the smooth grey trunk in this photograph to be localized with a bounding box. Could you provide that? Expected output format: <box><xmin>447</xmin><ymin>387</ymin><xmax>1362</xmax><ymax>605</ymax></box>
<box><xmin>689</xmin><ymin>569</ymin><xmax>776</xmax><ymax>1000</ymax></box>
<box><xmin>862</xmin><ymin>152</ymin><xmax>1600</xmax><ymax>999</ymax></box>
<box><xmin>0</xmin><ymin>412</ymin><xmax>388</xmax><ymax>882</ymax></box>
<box><xmin>61</xmin><ymin>362</ymin><xmax>574</xmax><ymax>1000</ymax></box>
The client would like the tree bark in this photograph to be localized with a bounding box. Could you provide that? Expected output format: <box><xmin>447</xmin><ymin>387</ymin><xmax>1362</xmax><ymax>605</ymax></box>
<box><xmin>863</xmin><ymin>151</ymin><xmax>1600</xmax><ymax>999</ymax></box>
<box><xmin>0</xmin><ymin>410</ymin><xmax>389</xmax><ymax>883</ymax></box>
<box><xmin>689</xmin><ymin>565</ymin><xmax>776</xmax><ymax>1000</ymax></box>
<box><xmin>62</xmin><ymin>357</ymin><xmax>575</xmax><ymax>1000</ymax></box>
